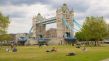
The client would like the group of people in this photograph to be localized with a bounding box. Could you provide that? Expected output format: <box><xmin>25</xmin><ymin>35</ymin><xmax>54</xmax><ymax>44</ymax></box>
<box><xmin>5</xmin><ymin>42</ymin><xmax>87</xmax><ymax>55</ymax></box>
<box><xmin>6</xmin><ymin>44</ymin><xmax>17</xmax><ymax>52</ymax></box>
<box><xmin>45</xmin><ymin>44</ymin><xmax>87</xmax><ymax>54</ymax></box>
<box><xmin>75</xmin><ymin>43</ymin><xmax>87</xmax><ymax>52</ymax></box>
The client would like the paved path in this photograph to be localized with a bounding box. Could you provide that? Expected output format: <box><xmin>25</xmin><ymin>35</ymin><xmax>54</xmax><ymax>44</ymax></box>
<box><xmin>101</xmin><ymin>58</ymin><xmax>109</xmax><ymax>61</ymax></box>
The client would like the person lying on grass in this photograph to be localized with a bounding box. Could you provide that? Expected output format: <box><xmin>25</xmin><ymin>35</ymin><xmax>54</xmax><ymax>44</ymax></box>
<box><xmin>46</xmin><ymin>47</ymin><xmax>57</xmax><ymax>52</ymax></box>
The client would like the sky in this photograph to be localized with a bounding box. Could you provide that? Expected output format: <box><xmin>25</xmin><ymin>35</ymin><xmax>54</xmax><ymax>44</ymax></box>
<box><xmin>0</xmin><ymin>0</ymin><xmax>109</xmax><ymax>34</ymax></box>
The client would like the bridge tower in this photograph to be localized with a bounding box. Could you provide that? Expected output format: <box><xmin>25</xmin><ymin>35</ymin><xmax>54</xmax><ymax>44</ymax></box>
<box><xmin>56</xmin><ymin>3</ymin><xmax>74</xmax><ymax>43</ymax></box>
<box><xmin>32</xmin><ymin>13</ymin><xmax>46</xmax><ymax>38</ymax></box>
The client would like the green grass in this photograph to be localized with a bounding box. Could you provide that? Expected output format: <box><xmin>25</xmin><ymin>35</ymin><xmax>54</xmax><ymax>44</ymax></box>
<box><xmin>0</xmin><ymin>45</ymin><xmax>109</xmax><ymax>61</ymax></box>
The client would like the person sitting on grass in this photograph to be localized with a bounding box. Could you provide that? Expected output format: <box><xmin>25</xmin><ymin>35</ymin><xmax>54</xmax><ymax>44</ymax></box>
<box><xmin>82</xmin><ymin>44</ymin><xmax>87</xmax><ymax>52</ymax></box>
<box><xmin>75</xmin><ymin>43</ymin><xmax>81</xmax><ymax>48</ymax></box>
<box><xmin>51</xmin><ymin>47</ymin><xmax>57</xmax><ymax>52</ymax></box>
<box><xmin>6</xmin><ymin>47</ymin><xmax>10</xmax><ymax>52</ymax></box>
<box><xmin>12</xmin><ymin>47</ymin><xmax>17</xmax><ymax>52</ymax></box>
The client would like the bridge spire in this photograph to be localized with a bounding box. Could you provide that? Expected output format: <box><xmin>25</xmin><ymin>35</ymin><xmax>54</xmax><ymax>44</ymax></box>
<box><xmin>36</xmin><ymin>13</ymin><xmax>44</xmax><ymax>23</ymax></box>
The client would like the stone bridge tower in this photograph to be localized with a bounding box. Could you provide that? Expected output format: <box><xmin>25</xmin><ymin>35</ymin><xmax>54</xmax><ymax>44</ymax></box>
<box><xmin>56</xmin><ymin>3</ymin><xmax>74</xmax><ymax>42</ymax></box>
<box><xmin>32</xmin><ymin>13</ymin><xmax>46</xmax><ymax>38</ymax></box>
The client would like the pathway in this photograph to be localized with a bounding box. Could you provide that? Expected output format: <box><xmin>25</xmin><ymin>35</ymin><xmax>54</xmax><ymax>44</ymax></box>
<box><xmin>101</xmin><ymin>58</ymin><xmax>109</xmax><ymax>61</ymax></box>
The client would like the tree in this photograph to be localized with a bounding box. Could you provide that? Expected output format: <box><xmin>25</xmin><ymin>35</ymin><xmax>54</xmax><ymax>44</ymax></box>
<box><xmin>0</xmin><ymin>12</ymin><xmax>10</xmax><ymax>47</ymax></box>
<box><xmin>0</xmin><ymin>12</ymin><xmax>10</xmax><ymax>35</ymax></box>
<box><xmin>75</xmin><ymin>16</ymin><xmax>108</xmax><ymax>46</ymax></box>
<box><xmin>0</xmin><ymin>34</ymin><xmax>15</xmax><ymax>47</ymax></box>
<box><xmin>0</xmin><ymin>34</ymin><xmax>15</xmax><ymax>41</ymax></box>
<box><xmin>106</xmin><ymin>24</ymin><xmax>109</xmax><ymax>39</ymax></box>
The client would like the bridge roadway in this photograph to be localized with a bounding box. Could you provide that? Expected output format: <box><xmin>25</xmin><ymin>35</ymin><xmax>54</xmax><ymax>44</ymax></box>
<box><xmin>36</xmin><ymin>17</ymin><xmax>56</xmax><ymax>24</ymax></box>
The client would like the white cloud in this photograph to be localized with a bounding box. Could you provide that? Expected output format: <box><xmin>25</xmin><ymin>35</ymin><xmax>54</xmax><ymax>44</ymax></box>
<box><xmin>0</xmin><ymin>3</ymin><xmax>56</xmax><ymax>33</ymax></box>
<box><xmin>8</xmin><ymin>20</ymin><xmax>29</xmax><ymax>33</ymax></box>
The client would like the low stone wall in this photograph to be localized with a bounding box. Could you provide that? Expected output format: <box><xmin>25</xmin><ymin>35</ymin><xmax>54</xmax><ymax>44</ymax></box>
<box><xmin>25</xmin><ymin>39</ymin><xmax>38</xmax><ymax>45</ymax></box>
<box><xmin>47</xmin><ymin>38</ymin><xmax>65</xmax><ymax>45</ymax></box>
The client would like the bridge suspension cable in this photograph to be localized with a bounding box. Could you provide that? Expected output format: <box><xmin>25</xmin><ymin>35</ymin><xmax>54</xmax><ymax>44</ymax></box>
<box><xmin>62</xmin><ymin>17</ymin><xmax>77</xmax><ymax>38</ymax></box>
<box><xmin>29</xmin><ymin>26</ymin><xmax>33</xmax><ymax>34</ymax></box>
<box><xmin>62</xmin><ymin>17</ymin><xmax>74</xmax><ymax>32</ymax></box>
<box><xmin>73</xmin><ymin>19</ymin><xmax>82</xmax><ymax>29</ymax></box>
<box><xmin>62</xmin><ymin>17</ymin><xmax>80</xmax><ymax>32</ymax></box>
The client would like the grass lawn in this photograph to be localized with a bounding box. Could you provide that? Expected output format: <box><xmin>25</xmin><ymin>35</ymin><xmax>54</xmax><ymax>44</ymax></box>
<box><xmin>0</xmin><ymin>45</ymin><xmax>109</xmax><ymax>61</ymax></box>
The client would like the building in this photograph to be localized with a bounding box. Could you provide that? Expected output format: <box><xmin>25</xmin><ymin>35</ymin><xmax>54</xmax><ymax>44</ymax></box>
<box><xmin>46</xmin><ymin>28</ymin><xmax>57</xmax><ymax>38</ymax></box>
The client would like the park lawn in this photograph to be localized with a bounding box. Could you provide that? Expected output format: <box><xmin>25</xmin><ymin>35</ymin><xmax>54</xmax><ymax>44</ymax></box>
<box><xmin>0</xmin><ymin>45</ymin><xmax>109</xmax><ymax>61</ymax></box>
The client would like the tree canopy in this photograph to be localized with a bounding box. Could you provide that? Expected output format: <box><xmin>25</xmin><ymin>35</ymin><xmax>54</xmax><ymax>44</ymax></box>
<box><xmin>75</xmin><ymin>16</ymin><xmax>108</xmax><ymax>41</ymax></box>
<box><xmin>0</xmin><ymin>12</ymin><xmax>10</xmax><ymax>42</ymax></box>
<box><xmin>0</xmin><ymin>34</ymin><xmax>15</xmax><ymax>41</ymax></box>
<box><xmin>0</xmin><ymin>12</ymin><xmax>10</xmax><ymax>35</ymax></box>
<box><xmin>106</xmin><ymin>24</ymin><xmax>109</xmax><ymax>38</ymax></box>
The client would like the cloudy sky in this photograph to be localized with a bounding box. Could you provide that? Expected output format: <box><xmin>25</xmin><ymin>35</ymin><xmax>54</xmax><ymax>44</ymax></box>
<box><xmin>0</xmin><ymin>0</ymin><xmax>109</xmax><ymax>34</ymax></box>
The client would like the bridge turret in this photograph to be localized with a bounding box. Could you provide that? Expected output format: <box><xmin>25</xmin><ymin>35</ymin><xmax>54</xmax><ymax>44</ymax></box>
<box><xmin>56</xmin><ymin>3</ymin><xmax>70</xmax><ymax>16</ymax></box>
<box><xmin>61</xmin><ymin>3</ymin><xmax>69</xmax><ymax>13</ymax></box>
<box><xmin>35</xmin><ymin>13</ymin><xmax>45</xmax><ymax>23</ymax></box>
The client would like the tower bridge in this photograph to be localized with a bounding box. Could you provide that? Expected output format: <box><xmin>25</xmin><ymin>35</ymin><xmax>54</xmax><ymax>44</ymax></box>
<box><xmin>30</xmin><ymin>3</ymin><xmax>81</xmax><ymax>45</ymax></box>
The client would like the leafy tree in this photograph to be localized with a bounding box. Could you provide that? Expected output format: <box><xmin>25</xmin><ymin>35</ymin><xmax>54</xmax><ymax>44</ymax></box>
<box><xmin>0</xmin><ymin>12</ymin><xmax>10</xmax><ymax>35</ymax></box>
<box><xmin>0</xmin><ymin>34</ymin><xmax>15</xmax><ymax>47</ymax></box>
<box><xmin>0</xmin><ymin>12</ymin><xmax>10</xmax><ymax>47</ymax></box>
<box><xmin>0</xmin><ymin>34</ymin><xmax>14</xmax><ymax>41</ymax></box>
<box><xmin>76</xmin><ymin>32</ymin><xmax>86</xmax><ymax>41</ymax></box>
<box><xmin>75</xmin><ymin>16</ymin><xmax>108</xmax><ymax>46</ymax></box>
<box><xmin>106</xmin><ymin>24</ymin><xmax>109</xmax><ymax>38</ymax></box>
